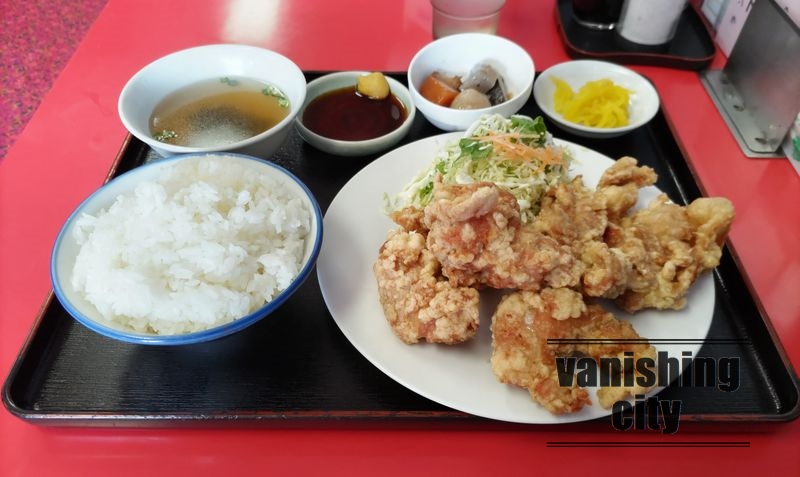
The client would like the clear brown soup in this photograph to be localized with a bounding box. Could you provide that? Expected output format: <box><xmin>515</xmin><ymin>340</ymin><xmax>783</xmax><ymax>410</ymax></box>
<box><xmin>302</xmin><ymin>86</ymin><xmax>407</xmax><ymax>141</ymax></box>
<box><xmin>149</xmin><ymin>77</ymin><xmax>290</xmax><ymax>147</ymax></box>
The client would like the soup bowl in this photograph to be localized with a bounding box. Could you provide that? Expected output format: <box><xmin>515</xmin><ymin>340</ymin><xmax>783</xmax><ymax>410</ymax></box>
<box><xmin>118</xmin><ymin>44</ymin><xmax>307</xmax><ymax>159</ymax></box>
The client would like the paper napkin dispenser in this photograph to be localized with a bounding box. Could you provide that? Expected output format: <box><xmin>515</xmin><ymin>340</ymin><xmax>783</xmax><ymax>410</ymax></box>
<box><xmin>701</xmin><ymin>0</ymin><xmax>800</xmax><ymax>158</ymax></box>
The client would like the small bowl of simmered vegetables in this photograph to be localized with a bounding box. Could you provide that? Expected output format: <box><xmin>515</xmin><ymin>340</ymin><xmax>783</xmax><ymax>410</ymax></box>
<box><xmin>408</xmin><ymin>33</ymin><xmax>534</xmax><ymax>131</ymax></box>
<box><xmin>533</xmin><ymin>60</ymin><xmax>660</xmax><ymax>139</ymax></box>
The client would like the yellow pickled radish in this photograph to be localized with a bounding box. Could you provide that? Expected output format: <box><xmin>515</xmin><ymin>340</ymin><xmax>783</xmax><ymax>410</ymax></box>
<box><xmin>551</xmin><ymin>76</ymin><xmax>632</xmax><ymax>128</ymax></box>
<box><xmin>552</xmin><ymin>77</ymin><xmax>574</xmax><ymax>112</ymax></box>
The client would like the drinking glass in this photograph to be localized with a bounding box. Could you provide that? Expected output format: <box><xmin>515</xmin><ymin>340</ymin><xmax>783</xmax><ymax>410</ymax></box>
<box><xmin>430</xmin><ymin>0</ymin><xmax>506</xmax><ymax>38</ymax></box>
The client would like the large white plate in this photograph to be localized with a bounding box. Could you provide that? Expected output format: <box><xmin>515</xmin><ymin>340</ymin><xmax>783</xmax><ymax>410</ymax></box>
<box><xmin>317</xmin><ymin>133</ymin><xmax>714</xmax><ymax>424</ymax></box>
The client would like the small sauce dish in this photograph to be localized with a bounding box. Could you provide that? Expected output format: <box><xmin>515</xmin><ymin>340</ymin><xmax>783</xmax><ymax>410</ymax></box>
<box><xmin>295</xmin><ymin>71</ymin><xmax>416</xmax><ymax>157</ymax></box>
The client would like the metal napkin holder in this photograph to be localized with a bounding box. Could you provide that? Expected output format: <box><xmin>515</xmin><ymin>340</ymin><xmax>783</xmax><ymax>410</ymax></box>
<box><xmin>700</xmin><ymin>0</ymin><xmax>800</xmax><ymax>158</ymax></box>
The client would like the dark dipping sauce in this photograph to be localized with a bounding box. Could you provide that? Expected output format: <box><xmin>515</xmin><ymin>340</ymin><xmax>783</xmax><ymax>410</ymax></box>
<box><xmin>302</xmin><ymin>86</ymin><xmax>408</xmax><ymax>141</ymax></box>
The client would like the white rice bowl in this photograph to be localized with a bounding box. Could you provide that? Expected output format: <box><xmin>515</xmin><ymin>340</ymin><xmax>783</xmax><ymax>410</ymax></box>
<box><xmin>51</xmin><ymin>153</ymin><xmax>322</xmax><ymax>344</ymax></box>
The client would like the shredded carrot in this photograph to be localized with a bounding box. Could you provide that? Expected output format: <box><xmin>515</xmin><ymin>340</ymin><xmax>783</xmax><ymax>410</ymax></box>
<box><xmin>470</xmin><ymin>132</ymin><xmax>565</xmax><ymax>171</ymax></box>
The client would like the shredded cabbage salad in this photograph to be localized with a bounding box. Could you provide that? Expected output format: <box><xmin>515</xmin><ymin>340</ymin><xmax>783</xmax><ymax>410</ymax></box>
<box><xmin>385</xmin><ymin>114</ymin><xmax>572</xmax><ymax>222</ymax></box>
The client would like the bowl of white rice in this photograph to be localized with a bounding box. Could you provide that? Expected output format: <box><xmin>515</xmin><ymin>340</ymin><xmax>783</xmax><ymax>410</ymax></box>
<box><xmin>51</xmin><ymin>153</ymin><xmax>322</xmax><ymax>345</ymax></box>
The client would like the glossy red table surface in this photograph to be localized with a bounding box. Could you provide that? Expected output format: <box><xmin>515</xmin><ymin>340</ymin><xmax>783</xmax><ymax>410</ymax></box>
<box><xmin>1</xmin><ymin>1</ymin><xmax>798</xmax><ymax>474</ymax></box>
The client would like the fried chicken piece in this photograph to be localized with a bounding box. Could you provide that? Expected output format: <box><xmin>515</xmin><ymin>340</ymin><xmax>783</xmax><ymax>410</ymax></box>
<box><xmin>533</xmin><ymin>169</ymin><xmax>649</xmax><ymax>299</ymax></box>
<box><xmin>389</xmin><ymin>206</ymin><xmax>427</xmax><ymax>234</ymax></box>
<box><xmin>532</xmin><ymin>156</ymin><xmax>733</xmax><ymax>308</ymax></box>
<box><xmin>490</xmin><ymin>289</ymin><xmax>590</xmax><ymax>414</ymax></box>
<box><xmin>598</xmin><ymin>156</ymin><xmax>656</xmax><ymax>189</ymax></box>
<box><xmin>602</xmin><ymin>221</ymin><xmax>658</xmax><ymax>293</ymax></box>
<box><xmin>571</xmin><ymin>308</ymin><xmax>657</xmax><ymax>409</ymax></box>
<box><xmin>687</xmin><ymin>197</ymin><xmax>736</xmax><ymax>269</ymax></box>
<box><xmin>611</xmin><ymin>195</ymin><xmax>735</xmax><ymax>312</ymax></box>
<box><xmin>423</xmin><ymin>179</ymin><xmax>580</xmax><ymax>291</ymax></box>
<box><xmin>373</xmin><ymin>229</ymin><xmax>479</xmax><ymax>344</ymax></box>
<box><xmin>491</xmin><ymin>288</ymin><xmax>656</xmax><ymax>414</ymax></box>
<box><xmin>597</xmin><ymin>156</ymin><xmax>658</xmax><ymax>222</ymax></box>
<box><xmin>534</xmin><ymin>176</ymin><xmax>608</xmax><ymax>243</ymax></box>
<box><xmin>579</xmin><ymin>240</ymin><xmax>634</xmax><ymax>298</ymax></box>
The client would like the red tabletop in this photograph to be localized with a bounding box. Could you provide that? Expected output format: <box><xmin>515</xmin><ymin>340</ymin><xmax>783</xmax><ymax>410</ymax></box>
<box><xmin>1</xmin><ymin>0</ymin><xmax>799</xmax><ymax>474</ymax></box>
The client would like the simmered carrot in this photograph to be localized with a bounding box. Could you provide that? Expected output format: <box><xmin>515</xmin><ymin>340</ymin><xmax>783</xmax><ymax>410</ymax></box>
<box><xmin>419</xmin><ymin>73</ymin><xmax>460</xmax><ymax>107</ymax></box>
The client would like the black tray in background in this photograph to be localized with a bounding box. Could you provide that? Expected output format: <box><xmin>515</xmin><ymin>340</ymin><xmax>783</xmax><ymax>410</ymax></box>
<box><xmin>555</xmin><ymin>0</ymin><xmax>717</xmax><ymax>70</ymax></box>
<box><xmin>3</xmin><ymin>73</ymin><xmax>798</xmax><ymax>428</ymax></box>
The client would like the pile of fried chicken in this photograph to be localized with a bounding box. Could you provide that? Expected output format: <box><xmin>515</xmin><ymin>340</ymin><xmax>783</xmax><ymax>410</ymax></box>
<box><xmin>373</xmin><ymin>157</ymin><xmax>735</xmax><ymax>414</ymax></box>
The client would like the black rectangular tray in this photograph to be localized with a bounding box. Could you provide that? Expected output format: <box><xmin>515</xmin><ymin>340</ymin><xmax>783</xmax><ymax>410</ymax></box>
<box><xmin>3</xmin><ymin>73</ymin><xmax>798</xmax><ymax>427</ymax></box>
<box><xmin>555</xmin><ymin>0</ymin><xmax>717</xmax><ymax>70</ymax></box>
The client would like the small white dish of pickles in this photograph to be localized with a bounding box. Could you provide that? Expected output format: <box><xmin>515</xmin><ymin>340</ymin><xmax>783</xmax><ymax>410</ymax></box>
<box><xmin>533</xmin><ymin>60</ymin><xmax>660</xmax><ymax>139</ymax></box>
